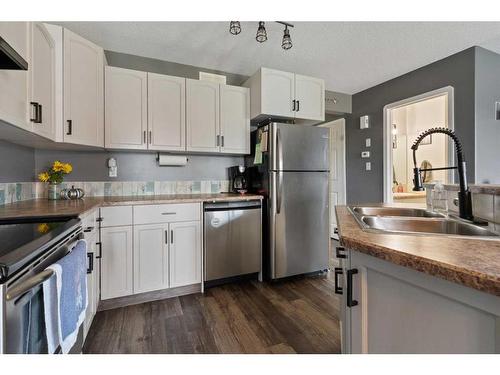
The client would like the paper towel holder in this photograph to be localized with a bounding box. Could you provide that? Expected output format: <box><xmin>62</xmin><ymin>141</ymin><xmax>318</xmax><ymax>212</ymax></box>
<box><xmin>156</xmin><ymin>153</ymin><xmax>189</xmax><ymax>166</ymax></box>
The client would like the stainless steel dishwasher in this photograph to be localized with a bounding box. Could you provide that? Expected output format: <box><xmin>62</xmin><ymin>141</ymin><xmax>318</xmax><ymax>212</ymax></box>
<box><xmin>204</xmin><ymin>200</ymin><xmax>262</xmax><ymax>284</ymax></box>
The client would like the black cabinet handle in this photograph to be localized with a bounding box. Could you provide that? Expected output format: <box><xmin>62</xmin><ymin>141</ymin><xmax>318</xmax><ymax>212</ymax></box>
<box><xmin>95</xmin><ymin>242</ymin><xmax>102</xmax><ymax>259</ymax></box>
<box><xmin>38</xmin><ymin>104</ymin><xmax>43</xmax><ymax>123</ymax></box>
<box><xmin>292</xmin><ymin>99</ymin><xmax>296</xmax><ymax>111</ymax></box>
<box><xmin>171</xmin><ymin>229</ymin><xmax>174</xmax><ymax>244</ymax></box>
<box><xmin>143</xmin><ymin>130</ymin><xmax>146</xmax><ymax>144</ymax></box>
<box><xmin>347</xmin><ymin>268</ymin><xmax>358</xmax><ymax>307</ymax></box>
<box><xmin>149</xmin><ymin>130</ymin><xmax>152</xmax><ymax>144</ymax></box>
<box><xmin>216</xmin><ymin>135</ymin><xmax>220</xmax><ymax>146</ymax></box>
<box><xmin>336</xmin><ymin>246</ymin><xmax>347</xmax><ymax>259</ymax></box>
<box><xmin>83</xmin><ymin>226</ymin><xmax>94</xmax><ymax>233</ymax></box>
<box><xmin>297</xmin><ymin>100</ymin><xmax>300</xmax><ymax>112</ymax></box>
<box><xmin>221</xmin><ymin>135</ymin><xmax>224</xmax><ymax>147</ymax></box>
<box><xmin>165</xmin><ymin>230</ymin><xmax>168</xmax><ymax>244</ymax></box>
<box><xmin>30</xmin><ymin>102</ymin><xmax>39</xmax><ymax>122</ymax></box>
<box><xmin>334</xmin><ymin>227</ymin><xmax>339</xmax><ymax>235</ymax></box>
<box><xmin>334</xmin><ymin>267</ymin><xmax>343</xmax><ymax>295</ymax></box>
<box><xmin>87</xmin><ymin>252</ymin><xmax>94</xmax><ymax>274</ymax></box>
<box><xmin>66</xmin><ymin>120</ymin><xmax>72</xmax><ymax>135</ymax></box>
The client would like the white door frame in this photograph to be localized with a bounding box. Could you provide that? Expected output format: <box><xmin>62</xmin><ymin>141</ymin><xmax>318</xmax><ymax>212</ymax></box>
<box><xmin>320</xmin><ymin>119</ymin><xmax>347</xmax><ymax>237</ymax></box>
<box><xmin>383</xmin><ymin>86</ymin><xmax>455</xmax><ymax>203</ymax></box>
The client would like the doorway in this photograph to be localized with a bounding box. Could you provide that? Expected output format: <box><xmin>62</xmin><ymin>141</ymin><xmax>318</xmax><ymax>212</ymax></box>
<box><xmin>383</xmin><ymin>87</ymin><xmax>455</xmax><ymax>203</ymax></box>
<box><xmin>320</xmin><ymin>119</ymin><xmax>346</xmax><ymax>238</ymax></box>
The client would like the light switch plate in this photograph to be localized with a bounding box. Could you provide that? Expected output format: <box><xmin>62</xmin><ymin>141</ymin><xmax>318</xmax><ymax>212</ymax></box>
<box><xmin>366</xmin><ymin>138</ymin><xmax>371</xmax><ymax>147</ymax></box>
<box><xmin>365</xmin><ymin>162</ymin><xmax>371</xmax><ymax>171</ymax></box>
<box><xmin>360</xmin><ymin>115</ymin><xmax>370</xmax><ymax>129</ymax></box>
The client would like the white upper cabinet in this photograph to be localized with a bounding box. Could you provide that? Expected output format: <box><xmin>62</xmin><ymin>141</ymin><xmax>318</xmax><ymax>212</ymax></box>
<box><xmin>0</xmin><ymin>22</ymin><xmax>31</xmax><ymax>131</ymax></box>
<box><xmin>147</xmin><ymin>73</ymin><xmax>186</xmax><ymax>151</ymax></box>
<box><xmin>186</xmin><ymin>79</ymin><xmax>220</xmax><ymax>153</ymax></box>
<box><xmin>29</xmin><ymin>23</ymin><xmax>55</xmax><ymax>140</ymax></box>
<box><xmin>260</xmin><ymin>68</ymin><xmax>295</xmax><ymax>118</ymax></box>
<box><xmin>294</xmin><ymin>74</ymin><xmax>325</xmax><ymax>122</ymax></box>
<box><xmin>105</xmin><ymin>66</ymin><xmax>147</xmax><ymax>150</ymax></box>
<box><xmin>220</xmin><ymin>85</ymin><xmax>250</xmax><ymax>154</ymax></box>
<box><xmin>244</xmin><ymin>67</ymin><xmax>325</xmax><ymax>123</ymax></box>
<box><xmin>63</xmin><ymin>28</ymin><xmax>104</xmax><ymax>147</ymax></box>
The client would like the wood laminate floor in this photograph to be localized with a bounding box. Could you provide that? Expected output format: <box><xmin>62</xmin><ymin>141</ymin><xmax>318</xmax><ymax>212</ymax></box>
<box><xmin>83</xmin><ymin>272</ymin><xmax>341</xmax><ymax>354</ymax></box>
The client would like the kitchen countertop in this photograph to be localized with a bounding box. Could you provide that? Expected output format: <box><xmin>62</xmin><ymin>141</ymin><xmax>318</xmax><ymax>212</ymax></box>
<box><xmin>335</xmin><ymin>203</ymin><xmax>500</xmax><ymax>296</ymax></box>
<box><xmin>0</xmin><ymin>193</ymin><xmax>263</xmax><ymax>220</ymax></box>
<box><xmin>424</xmin><ymin>183</ymin><xmax>500</xmax><ymax>195</ymax></box>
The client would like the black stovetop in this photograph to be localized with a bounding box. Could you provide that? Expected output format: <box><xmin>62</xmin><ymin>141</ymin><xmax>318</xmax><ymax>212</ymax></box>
<box><xmin>0</xmin><ymin>216</ymin><xmax>80</xmax><ymax>282</ymax></box>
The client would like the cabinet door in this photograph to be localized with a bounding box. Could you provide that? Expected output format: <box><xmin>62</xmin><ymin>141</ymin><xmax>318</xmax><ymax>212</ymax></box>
<box><xmin>0</xmin><ymin>22</ymin><xmax>31</xmax><ymax>131</ymax></box>
<box><xmin>260</xmin><ymin>68</ymin><xmax>295</xmax><ymax>118</ymax></box>
<box><xmin>105</xmin><ymin>66</ymin><xmax>147</xmax><ymax>150</ymax></box>
<box><xmin>133</xmin><ymin>223</ymin><xmax>169</xmax><ymax>293</ymax></box>
<box><xmin>294</xmin><ymin>74</ymin><xmax>325</xmax><ymax>121</ymax></box>
<box><xmin>186</xmin><ymin>79</ymin><xmax>220</xmax><ymax>152</ymax></box>
<box><xmin>100</xmin><ymin>226</ymin><xmax>133</xmax><ymax>300</ymax></box>
<box><xmin>30</xmin><ymin>22</ymin><xmax>55</xmax><ymax>140</ymax></box>
<box><xmin>169</xmin><ymin>221</ymin><xmax>201</xmax><ymax>288</ymax></box>
<box><xmin>147</xmin><ymin>73</ymin><xmax>186</xmax><ymax>151</ymax></box>
<box><xmin>63</xmin><ymin>28</ymin><xmax>104</xmax><ymax>147</ymax></box>
<box><xmin>84</xmin><ymin>240</ymin><xmax>96</xmax><ymax>337</ymax></box>
<box><xmin>220</xmin><ymin>85</ymin><xmax>250</xmax><ymax>154</ymax></box>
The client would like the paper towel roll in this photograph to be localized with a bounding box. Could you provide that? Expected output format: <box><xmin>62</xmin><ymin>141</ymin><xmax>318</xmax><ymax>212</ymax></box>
<box><xmin>157</xmin><ymin>154</ymin><xmax>188</xmax><ymax>166</ymax></box>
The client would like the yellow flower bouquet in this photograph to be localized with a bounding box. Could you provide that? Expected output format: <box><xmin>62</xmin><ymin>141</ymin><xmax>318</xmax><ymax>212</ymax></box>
<box><xmin>38</xmin><ymin>160</ymin><xmax>73</xmax><ymax>184</ymax></box>
<box><xmin>38</xmin><ymin>161</ymin><xmax>73</xmax><ymax>200</ymax></box>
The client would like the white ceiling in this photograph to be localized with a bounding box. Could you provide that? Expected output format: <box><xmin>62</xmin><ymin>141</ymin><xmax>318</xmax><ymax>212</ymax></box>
<box><xmin>56</xmin><ymin>22</ymin><xmax>500</xmax><ymax>94</ymax></box>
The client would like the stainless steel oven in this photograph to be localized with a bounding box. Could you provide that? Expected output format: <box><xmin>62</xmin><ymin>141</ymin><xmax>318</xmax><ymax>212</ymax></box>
<box><xmin>0</xmin><ymin>217</ymin><xmax>82</xmax><ymax>354</ymax></box>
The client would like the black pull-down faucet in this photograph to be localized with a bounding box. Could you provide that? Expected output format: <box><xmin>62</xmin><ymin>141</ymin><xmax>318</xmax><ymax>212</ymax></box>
<box><xmin>411</xmin><ymin>127</ymin><xmax>473</xmax><ymax>221</ymax></box>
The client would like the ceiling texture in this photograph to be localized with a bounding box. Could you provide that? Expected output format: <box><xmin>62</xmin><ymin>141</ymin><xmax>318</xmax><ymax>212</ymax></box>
<box><xmin>56</xmin><ymin>22</ymin><xmax>500</xmax><ymax>94</ymax></box>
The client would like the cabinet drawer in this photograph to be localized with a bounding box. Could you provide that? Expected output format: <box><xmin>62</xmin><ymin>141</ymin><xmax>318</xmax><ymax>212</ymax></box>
<box><xmin>133</xmin><ymin>203</ymin><xmax>200</xmax><ymax>225</ymax></box>
<box><xmin>100</xmin><ymin>206</ymin><xmax>133</xmax><ymax>227</ymax></box>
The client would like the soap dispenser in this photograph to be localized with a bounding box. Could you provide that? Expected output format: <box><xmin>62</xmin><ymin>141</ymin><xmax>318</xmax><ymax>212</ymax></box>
<box><xmin>431</xmin><ymin>181</ymin><xmax>448</xmax><ymax>214</ymax></box>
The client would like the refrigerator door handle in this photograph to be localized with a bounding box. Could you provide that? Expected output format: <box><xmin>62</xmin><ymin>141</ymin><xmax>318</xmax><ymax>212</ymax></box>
<box><xmin>276</xmin><ymin>171</ymin><xmax>283</xmax><ymax>214</ymax></box>
<box><xmin>276</xmin><ymin>127</ymin><xmax>284</xmax><ymax>171</ymax></box>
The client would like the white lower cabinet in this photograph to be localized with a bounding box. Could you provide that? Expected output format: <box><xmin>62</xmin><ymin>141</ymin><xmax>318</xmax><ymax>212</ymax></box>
<box><xmin>100</xmin><ymin>204</ymin><xmax>202</xmax><ymax>302</ymax></box>
<box><xmin>133</xmin><ymin>223</ymin><xmax>169</xmax><ymax>293</ymax></box>
<box><xmin>169</xmin><ymin>221</ymin><xmax>201</xmax><ymax>288</ymax></box>
<box><xmin>339</xmin><ymin>248</ymin><xmax>500</xmax><ymax>354</ymax></box>
<box><xmin>100</xmin><ymin>225</ymin><xmax>134</xmax><ymax>300</ymax></box>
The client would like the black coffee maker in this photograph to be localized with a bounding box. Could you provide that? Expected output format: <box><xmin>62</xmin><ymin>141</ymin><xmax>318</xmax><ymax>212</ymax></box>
<box><xmin>228</xmin><ymin>166</ymin><xmax>249</xmax><ymax>194</ymax></box>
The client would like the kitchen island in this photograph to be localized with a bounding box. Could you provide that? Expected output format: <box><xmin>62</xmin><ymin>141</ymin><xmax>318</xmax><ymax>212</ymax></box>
<box><xmin>335</xmin><ymin>204</ymin><xmax>500</xmax><ymax>354</ymax></box>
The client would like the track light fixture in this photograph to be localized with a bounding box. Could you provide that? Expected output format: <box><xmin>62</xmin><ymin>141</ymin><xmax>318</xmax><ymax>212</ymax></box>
<box><xmin>228</xmin><ymin>21</ymin><xmax>294</xmax><ymax>50</ymax></box>
<box><xmin>281</xmin><ymin>25</ymin><xmax>292</xmax><ymax>50</ymax></box>
<box><xmin>255</xmin><ymin>21</ymin><xmax>267</xmax><ymax>43</ymax></box>
<box><xmin>229</xmin><ymin>21</ymin><xmax>241</xmax><ymax>35</ymax></box>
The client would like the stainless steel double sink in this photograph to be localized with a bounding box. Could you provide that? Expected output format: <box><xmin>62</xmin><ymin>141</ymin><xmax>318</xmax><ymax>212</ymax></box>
<box><xmin>349</xmin><ymin>206</ymin><xmax>499</xmax><ymax>238</ymax></box>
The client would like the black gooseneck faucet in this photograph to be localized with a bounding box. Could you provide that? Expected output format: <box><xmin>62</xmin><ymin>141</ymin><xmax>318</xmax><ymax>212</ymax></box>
<box><xmin>411</xmin><ymin>127</ymin><xmax>473</xmax><ymax>221</ymax></box>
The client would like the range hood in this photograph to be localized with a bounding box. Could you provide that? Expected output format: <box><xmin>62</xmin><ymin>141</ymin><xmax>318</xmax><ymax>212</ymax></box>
<box><xmin>0</xmin><ymin>36</ymin><xmax>28</xmax><ymax>70</ymax></box>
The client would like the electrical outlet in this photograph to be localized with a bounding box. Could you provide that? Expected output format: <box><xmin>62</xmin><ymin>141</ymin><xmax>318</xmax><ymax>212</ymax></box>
<box><xmin>361</xmin><ymin>151</ymin><xmax>370</xmax><ymax>158</ymax></box>
<box><xmin>366</xmin><ymin>138</ymin><xmax>371</xmax><ymax>147</ymax></box>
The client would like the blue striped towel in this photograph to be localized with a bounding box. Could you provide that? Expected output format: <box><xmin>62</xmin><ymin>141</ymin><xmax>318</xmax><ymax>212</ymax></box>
<box><xmin>43</xmin><ymin>239</ymin><xmax>88</xmax><ymax>354</ymax></box>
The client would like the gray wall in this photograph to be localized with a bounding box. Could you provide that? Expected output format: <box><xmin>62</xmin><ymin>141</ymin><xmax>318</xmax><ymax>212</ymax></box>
<box><xmin>105</xmin><ymin>50</ymin><xmax>249</xmax><ymax>86</ymax></box>
<box><xmin>474</xmin><ymin>47</ymin><xmax>500</xmax><ymax>184</ymax></box>
<box><xmin>34</xmin><ymin>149</ymin><xmax>241</xmax><ymax>181</ymax></box>
<box><xmin>347</xmin><ymin>47</ymin><xmax>476</xmax><ymax>204</ymax></box>
<box><xmin>0</xmin><ymin>140</ymin><xmax>35</xmax><ymax>182</ymax></box>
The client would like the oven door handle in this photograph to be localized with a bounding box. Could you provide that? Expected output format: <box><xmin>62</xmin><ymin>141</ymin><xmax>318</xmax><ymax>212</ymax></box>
<box><xmin>6</xmin><ymin>269</ymin><xmax>54</xmax><ymax>302</ymax></box>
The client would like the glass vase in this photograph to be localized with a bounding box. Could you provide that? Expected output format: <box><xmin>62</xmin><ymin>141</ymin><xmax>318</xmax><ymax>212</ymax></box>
<box><xmin>47</xmin><ymin>182</ymin><xmax>61</xmax><ymax>201</ymax></box>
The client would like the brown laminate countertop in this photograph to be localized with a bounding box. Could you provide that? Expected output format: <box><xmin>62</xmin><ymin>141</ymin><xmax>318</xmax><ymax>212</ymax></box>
<box><xmin>0</xmin><ymin>193</ymin><xmax>263</xmax><ymax>220</ymax></box>
<box><xmin>336</xmin><ymin>204</ymin><xmax>500</xmax><ymax>297</ymax></box>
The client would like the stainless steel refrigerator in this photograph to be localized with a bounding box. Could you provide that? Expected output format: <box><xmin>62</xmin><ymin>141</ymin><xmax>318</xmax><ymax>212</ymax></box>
<box><xmin>247</xmin><ymin>122</ymin><xmax>330</xmax><ymax>280</ymax></box>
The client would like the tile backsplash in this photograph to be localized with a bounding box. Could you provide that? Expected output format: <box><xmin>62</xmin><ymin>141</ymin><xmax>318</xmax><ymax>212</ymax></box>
<box><xmin>0</xmin><ymin>180</ymin><xmax>230</xmax><ymax>206</ymax></box>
